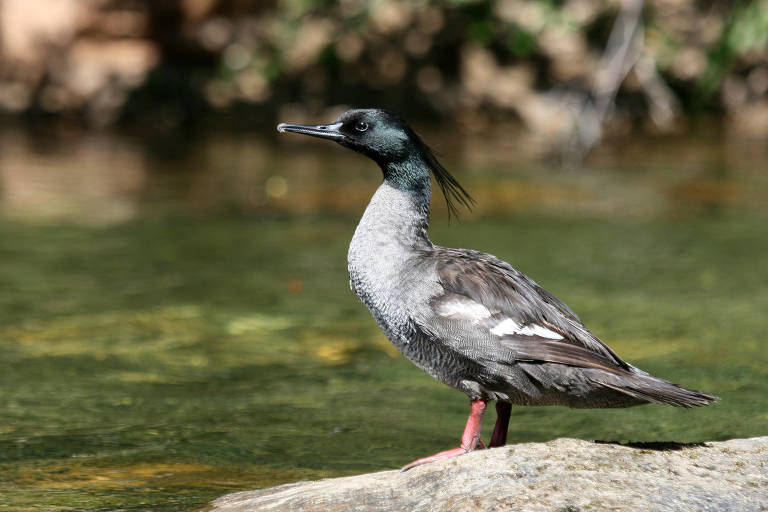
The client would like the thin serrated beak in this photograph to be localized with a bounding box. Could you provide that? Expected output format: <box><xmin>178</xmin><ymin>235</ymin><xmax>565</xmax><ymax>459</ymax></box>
<box><xmin>276</xmin><ymin>121</ymin><xmax>345</xmax><ymax>141</ymax></box>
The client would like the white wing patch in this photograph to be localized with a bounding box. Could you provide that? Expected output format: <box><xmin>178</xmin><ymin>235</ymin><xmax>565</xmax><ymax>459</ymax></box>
<box><xmin>435</xmin><ymin>296</ymin><xmax>492</xmax><ymax>321</ymax></box>
<box><xmin>435</xmin><ymin>295</ymin><xmax>565</xmax><ymax>340</ymax></box>
<box><xmin>490</xmin><ymin>318</ymin><xmax>563</xmax><ymax>339</ymax></box>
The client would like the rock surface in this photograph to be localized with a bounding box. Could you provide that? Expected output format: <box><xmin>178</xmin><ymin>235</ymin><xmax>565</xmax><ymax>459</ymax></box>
<box><xmin>209</xmin><ymin>437</ymin><xmax>768</xmax><ymax>512</ymax></box>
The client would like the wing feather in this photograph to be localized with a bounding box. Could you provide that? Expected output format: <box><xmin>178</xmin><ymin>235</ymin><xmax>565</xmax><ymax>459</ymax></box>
<box><xmin>431</xmin><ymin>248</ymin><xmax>632</xmax><ymax>372</ymax></box>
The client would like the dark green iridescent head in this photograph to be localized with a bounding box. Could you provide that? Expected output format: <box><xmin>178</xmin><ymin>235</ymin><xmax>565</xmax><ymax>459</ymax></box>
<box><xmin>278</xmin><ymin>108</ymin><xmax>474</xmax><ymax>218</ymax></box>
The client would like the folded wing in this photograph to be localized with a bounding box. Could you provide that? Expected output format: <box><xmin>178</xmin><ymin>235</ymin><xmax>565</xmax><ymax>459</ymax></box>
<box><xmin>428</xmin><ymin>248</ymin><xmax>633</xmax><ymax>374</ymax></box>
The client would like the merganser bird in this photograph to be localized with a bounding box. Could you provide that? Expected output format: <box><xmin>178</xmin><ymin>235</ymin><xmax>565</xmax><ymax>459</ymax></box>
<box><xmin>277</xmin><ymin>109</ymin><xmax>718</xmax><ymax>470</ymax></box>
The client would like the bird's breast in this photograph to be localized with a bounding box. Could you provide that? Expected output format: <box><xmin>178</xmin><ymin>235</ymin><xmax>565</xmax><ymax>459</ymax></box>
<box><xmin>348</xmin><ymin>242</ymin><xmax>411</xmax><ymax>340</ymax></box>
<box><xmin>348</xmin><ymin>227</ymin><xmax>438</xmax><ymax>342</ymax></box>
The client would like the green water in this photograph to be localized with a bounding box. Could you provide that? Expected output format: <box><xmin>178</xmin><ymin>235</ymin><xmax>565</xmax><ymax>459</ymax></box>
<box><xmin>0</xmin><ymin>126</ymin><xmax>767</xmax><ymax>510</ymax></box>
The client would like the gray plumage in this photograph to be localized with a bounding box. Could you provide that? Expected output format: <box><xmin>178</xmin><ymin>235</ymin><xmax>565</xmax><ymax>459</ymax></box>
<box><xmin>278</xmin><ymin>108</ymin><xmax>717</xmax><ymax>425</ymax></box>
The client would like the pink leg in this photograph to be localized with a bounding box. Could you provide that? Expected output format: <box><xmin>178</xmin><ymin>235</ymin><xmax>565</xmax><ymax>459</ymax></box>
<box><xmin>489</xmin><ymin>402</ymin><xmax>511</xmax><ymax>447</ymax></box>
<box><xmin>401</xmin><ymin>400</ymin><xmax>487</xmax><ymax>471</ymax></box>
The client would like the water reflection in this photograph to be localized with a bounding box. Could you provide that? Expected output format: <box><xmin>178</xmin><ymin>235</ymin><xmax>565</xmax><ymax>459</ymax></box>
<box><xmin>0</xmin><ymin>129</ymin><xmax>145</xmax><ymax>223</ymax></box>
<box><xmin>1</xmin><ymin>123</ymin><xmax>767</xmax><ymax>225</ymax></box>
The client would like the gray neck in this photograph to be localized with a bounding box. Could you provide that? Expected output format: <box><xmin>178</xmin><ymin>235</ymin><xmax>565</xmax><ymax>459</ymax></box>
<box><xmin>347</xmin><ymin>175</ymin><xmax>433</xmax><ymax>302</ymax></box>
<box><xmin>351</xmin><ymin>177</ymin><xmax>432</xmax><ymax>253</ymax></box>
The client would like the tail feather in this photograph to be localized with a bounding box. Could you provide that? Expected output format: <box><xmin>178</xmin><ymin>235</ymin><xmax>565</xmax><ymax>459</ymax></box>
<box><xmin>599</xmin><ymin>369</ymin><xmax>719</xmax><ymax>408</ymax></box>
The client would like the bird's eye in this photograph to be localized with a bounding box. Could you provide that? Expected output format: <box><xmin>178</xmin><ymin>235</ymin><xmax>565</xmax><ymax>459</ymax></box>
<box><xmin>355</xmin><ymin>121</ymin><xmax>368</xmax><ymax>132</ymax></box>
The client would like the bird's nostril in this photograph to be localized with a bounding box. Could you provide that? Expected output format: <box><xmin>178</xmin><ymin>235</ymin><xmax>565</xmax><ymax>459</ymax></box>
<box><xmin>320</xmin><ymin>126</ymin><xmax>327</xmax><ymax>130</ymax></box>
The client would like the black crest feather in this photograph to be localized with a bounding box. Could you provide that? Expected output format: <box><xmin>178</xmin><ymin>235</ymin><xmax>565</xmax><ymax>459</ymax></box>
<box><xmin>413</xmin><ymin>132</ymin><xmax>475</xmax><ymax>220</ymax></box>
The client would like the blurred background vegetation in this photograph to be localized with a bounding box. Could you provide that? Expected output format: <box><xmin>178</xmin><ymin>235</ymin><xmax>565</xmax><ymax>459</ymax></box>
<box><xmin>1</xmin><ymin>0</ymin><xmax>767</xmax><ymax>143</ymax></box>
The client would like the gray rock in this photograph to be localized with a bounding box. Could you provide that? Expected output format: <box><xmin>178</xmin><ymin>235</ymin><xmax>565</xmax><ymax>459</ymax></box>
<box><xmin>209</xmin><ymin>437</ymin><xmax>768</xmax><ymax>512</ymax></box>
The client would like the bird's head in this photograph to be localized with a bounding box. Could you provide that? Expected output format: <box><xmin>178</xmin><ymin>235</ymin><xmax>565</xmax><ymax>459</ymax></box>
<box><xmin>278</xmin><ymin>109</ymin><xmax>414</xmax><ymax>165</ymax></box>
<box><xmin>277</xmin><ymin>108</ymin><xmax>474</xmax><ymax>218</ymax></box>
